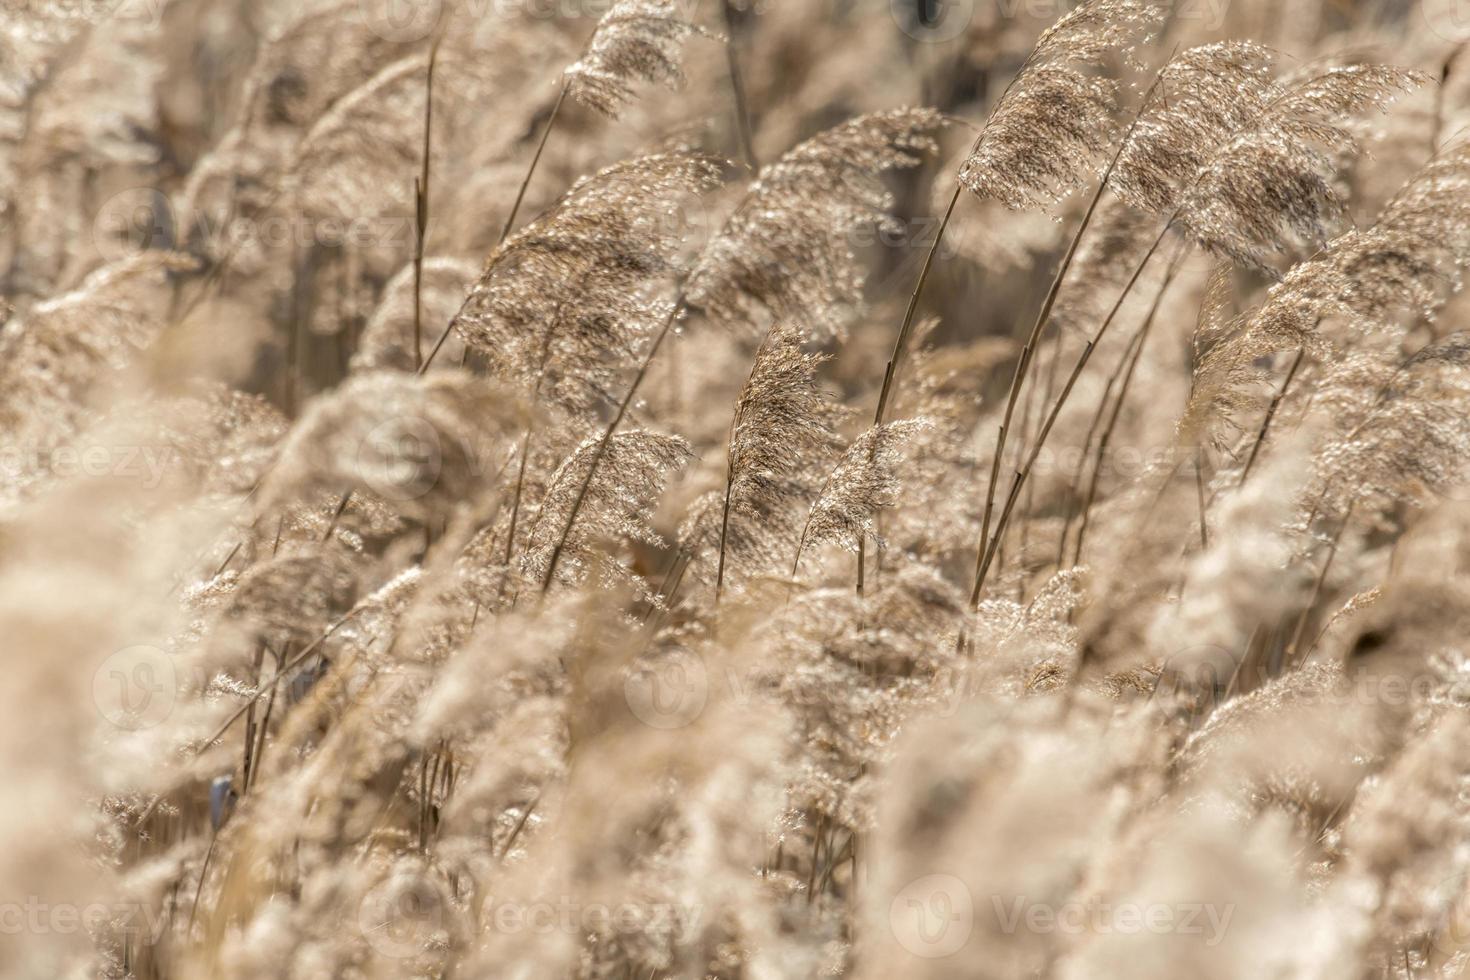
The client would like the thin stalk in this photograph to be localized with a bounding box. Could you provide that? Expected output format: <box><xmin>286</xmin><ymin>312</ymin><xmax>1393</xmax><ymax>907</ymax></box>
<box><xmin>858</xmin><ymin>182</ymin><xmax>962</xmax><ymax>592</ymax></box>
<box><xmin>246</xmin><ymin>646</ymin><xmax>281</xmax><ymax>794</ymax></box>
<box><xmin>540</xmin><ymin>300</ymin><xmax>684</xmax><ymax>592</ymax></box>
<box><xmin>1283</xmin><ymin>505</ymin><xmax>1352</xmax><ymax>669</ymax></box>
<box><xmin>714</xmin><ymin>468</ymin><xmax>737</xmax><ymax>605</ymax></box>
<box><xmin>1431</xmin><ymin>45</ymin><xmax>1464</xmax><ymax>158</ymax></box>
<box><xmin>1064</xmin><ymin>248</ymin><xmax>1183</xmax><ymax>566</ymax></box>
<box><xmin>195</xmin><ymin>608</ymin><xmax>367</xmax><ymax>751</ymax></box>
<box><xmin>722</xmin><ymin>0</ymin><xmax>758</xmax><ymax>170</ymax></box>
<box><xmin>1010</xmin><ymin>334</ymin><xmax>1047</xmax><ymax>597</ymax></box>
<box><xmin>873</xmin><ymin>185</ymin><xmax>962</xmax><ymax>428</ymax></box>
<box><xmin>715</xmin><ymin>468</ymin><xmax>736</xmax><ymax>604</ymax></box>
<box><xmin>643</xmin><ymin>547</ymin><xmax>690</xmax><ymax>626</ymax></box>
<box><xmin>1238</xmin><ymin>346</ymin><xmax>1304</xmax><ymax>486</ymax></box>
<box><xmin>975</xmin><ymin>72</ymin><xmax>1166</xmax><ymax>574</ymax></box>
<box><xmin>789</xmin><ymin>434</ymin><xmax>852</xmax><ymax>590</ymax></box>
<box><xmin>504</xmin><ymin>428</ymin><xmax>536</xmax><ymax>565</ymax></box>
<box><xmin>242</xmin><ymin>644</ymin><xmax>263</xmax><ymax>788</ymax></box>
<box><xmin>970</xmin><ymin>223</ymin><xmax>1171</xmax><ymax>605</ymax></box>
<box><xmin>499</xmin><ymin>82</ymin><xmax>568</xmax><ymax>246</ymax></box>
<box><xmin>504</xmin><ymin>305</ymin><xmax>565</xmax><ymax>569</ymax></box>
<box><xmin>321</xmin><ymin>489</ymin><xmax>353</xmax><ymax>543</ymax></box>
<box><xmin>412</xmin><ymin>41</ymin><xmax>440</xmax><ymax>370</ymax></box>
<box><xmin>421</xmin><ymin>313</ymin><xmax>458</xmax><ymax>375</ymax></box>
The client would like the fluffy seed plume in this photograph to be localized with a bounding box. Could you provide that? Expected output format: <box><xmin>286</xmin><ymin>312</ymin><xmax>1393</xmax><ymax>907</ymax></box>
<box><xmin>354</xmin><ymin>258</ymin><xmax>481</xmax><ymax>373</ymax></box>
<box><xmin>1288</xmin><ymin>139</ymin><xmax>1470</xmax><ymax>332</ymax></box>
<box><xmin>793</xmin><ymin>418</ymin><xmax>929</xmax><ymax>574</ymax></box>
<box><xmin>686</xmin><ymin>107</ymin><xmax>942</xmax><ymax>338</ymax></box>
<box><xmin>1176</xmin><ymin>63</ymin><xmax>1426</xmax><ymax>270</ymax></box>
<box><xmin>712</xmin><ymin>322</ymin><xmax>845</xmax><ymax>594</ymax></box>
<box><xmin>958</xmin><ymin>0</ymin><xmax>1162</xmax><ymax>211</ymax></box>
<box><xmin>1182</xmin><ymin>141</ymin><xmax>1470</xmax><ymax>447</ymax></box>
<box><xmin>263</xmin><ymin>371</ymin><xmax>520</xmax><ymax>525</ymax></box>
<box><xmin>564</xmin><ymin>0</ymin><xmax>715</xmax><ymax>118</ymax></box>
<box><xmin>1113</xmin><ymin>42</ymin><xmax>1276</xmax><ymax>217</ymax></box>
<box><xmin>449</xmin><ymin>152</ymin><xmax>721</xmax><ymax>416</ymax></box>
<box><xmin>521</xmin><ymin>429</ymin><xmax>691</xmax><ymax>590</ymax></box>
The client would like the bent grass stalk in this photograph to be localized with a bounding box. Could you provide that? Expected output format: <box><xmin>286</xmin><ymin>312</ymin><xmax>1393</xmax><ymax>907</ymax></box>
<box><xmin>540</xmin><ymin>300</ymin><xmax>684</xmax><ymax>592</ymax></box>
<box><xmin>1237</xmin><ymin>346</ymin><xmax>1305</xmax><ymax>486</ymax></box>
<box><xmin>975</xmin><ymin>71</ymin><xmax>1167</xmax><ymax>578</ymax></box>
<box><xmin>970</xmin><ymin>221</ymin><xmax>1172</xmax><ymax>605</ymax></box>
<box><xmin>412</xmin><ymin>40</ymin><xmax>441</xmax><ymax>370</ymax></box>
<box><xmin>498</xmin><ymin>82</ymin><xmax>569</xmax><ymax>245</ymax></box>
<box><xmin>1067</xmin><ymin>247</ymin><xmax>1184</xmax><ymax>565</ymax></box>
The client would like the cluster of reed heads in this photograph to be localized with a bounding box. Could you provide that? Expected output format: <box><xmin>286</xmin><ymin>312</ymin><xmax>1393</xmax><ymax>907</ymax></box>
<box><xmin>6</xmin><ymin>0</ymin><xmax>1470</xmax><ymax>977</ymax></box>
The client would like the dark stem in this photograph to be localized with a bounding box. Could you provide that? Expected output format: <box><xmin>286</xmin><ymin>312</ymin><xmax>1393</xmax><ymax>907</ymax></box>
<box><xmin>715</xmin><ymin>470</ymin><xmax>735</xmax><ymax>604</ymax></box>
<box><xmin>975</xmin><ymin>71</ymin><xmax>1166</xmax><ymax>579</ymax></box>
<box><xmin>1283</xmin><ymin>504</ymin><xmax>1352</xmax><ymax>669</ymax></box>
<box><xmin>412</xmin><ymin>41</ymin><xmax>440</xmax><ymax>370</ymax></box>
<box><xmin>969</xmin><ymin>223</ymin><xmax>1171</xmax><ymax>606</ymax></box>
<box><xmin>1063</xmin><ymin>250</ymin><xmax>1181</xmax><ymax>566</ymax></box>
<box><xmin>540</xmin><ymin>301</ymin><xmax>684</xmax><ymax>593</ymax></box>
<box><xmin>722</xmin><ymin>0</ymin><xmax>758</xmax><ymax>170</ymax></box>
<box><xmin>1238</xmin><ymin>346</ymin><xmax>1304</xmax><ymax>487</ymax></box>
<box><xmin>499</xmin><ymin>82</ymin><xmax>569</xmax><ymax>246</ymax></box>
<box><xmin>858</xmin><ymin>182</ymin><xmax>963</xmax><ymax>593</ymax></box>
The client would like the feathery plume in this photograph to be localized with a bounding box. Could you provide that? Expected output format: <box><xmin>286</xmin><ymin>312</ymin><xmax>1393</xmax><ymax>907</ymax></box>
<box><xmin>262</xmin><ymin>371</ymin><xmax>519</xmax><ymax>526</ymax></box>
<box><xmin>714</xmin><ymin>322</ymin><xmax>845</xmax><ymax>597</ymax></box>
<box><xmin>354</xmin><ymin>258</ymin><xmax>480</xmax><ymax>373</ymax></box>
<box><xmin>1175</xmin><ymin>64</ymin><xmax>1426</xmax><ymax>270</ymax></box>
<box><xmin>793</xmin><ymin>418</ymin><xmax>929</xmax><ymax>575</ymax></box>
<box><xmin>564</xmin><ymin>0</ymin><xmax>715</xmax><ymax>118</ymax></box>
<box><xmin>0</xmin><ymin>251</ymin><xmax>196</xmax><ymax>456</ymax></box>
<box><xmin>1183</xmin><ymin>141</ymin><xmax>1470</xmax><ymax>449</ymax></box>
<box><xmin>957</xmin><ymin>0</ymin><xmax>1162</xmax><ymax>211</ymax></box>
<box><xmin>1112</xmin><ymin>42</ymin><xmax>1276</xmax><ymax>218</ymax></box>
<box><xmin>522</xmin><ymin>429</ymin><xmax>691</xmax><ymax>591</ymax></box>
<box><xmin>687</xmin><ymin>108</ymin><xmax>942</xmax><ymax>338</ymax></box>
<box><xmin>446</xmin><ymin>152</ymin><xmax>721</xmax><ymax>414</ymax></box>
